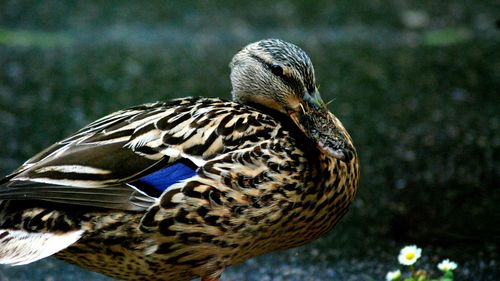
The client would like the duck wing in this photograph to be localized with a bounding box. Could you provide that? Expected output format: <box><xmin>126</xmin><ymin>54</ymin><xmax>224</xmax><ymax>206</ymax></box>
<box><xmin>0</xmin><ymin>97</ymin><xmax>280</xmax><ymax>211</ymax></box>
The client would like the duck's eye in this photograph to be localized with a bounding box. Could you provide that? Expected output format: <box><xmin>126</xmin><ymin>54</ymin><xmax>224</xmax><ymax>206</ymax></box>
<box><xmin>269</xmin><ymin>64</ymin><xmax>284</xmax><ymax>76</ymax></box>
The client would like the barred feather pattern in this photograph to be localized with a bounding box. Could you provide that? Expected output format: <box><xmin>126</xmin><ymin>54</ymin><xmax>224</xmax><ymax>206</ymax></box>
<box><xmin>9</xmin><ymin>98</ymin><xmax>281</xmax><ymax>186</ymax></box>
<box><xmin>0</xmin><ymin>97</ymin><xmax>359</xmax><ymax>281</ymax></box>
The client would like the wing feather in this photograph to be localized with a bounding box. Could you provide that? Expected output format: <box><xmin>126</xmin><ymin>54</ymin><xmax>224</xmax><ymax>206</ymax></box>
<box><xmin>0</xmin><ymin>97</ymin><xmax>282</xmax><ymax>210</ymax></box>
<box><xmin>0</xmin><ymin>184</ymin><xmax>150</xmax><ymax>211</ymax></box>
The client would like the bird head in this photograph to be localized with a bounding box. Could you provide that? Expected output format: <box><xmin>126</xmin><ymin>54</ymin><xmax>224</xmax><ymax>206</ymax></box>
<box><xmin>230</xmin><ymin>39</ymin><xmax>355</xmax><ymax>163</ymax></box>
<box><xmin>230</xmin><ymin>38</ymin><xmax>320</xmax><ymax>114</ymax></box>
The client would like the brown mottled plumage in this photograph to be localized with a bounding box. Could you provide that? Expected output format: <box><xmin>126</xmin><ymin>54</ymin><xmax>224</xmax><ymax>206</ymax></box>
<box><xmin>0</xmin><ymin>39</ymin><xmax>359</xmax><ymax>281</ymax></box>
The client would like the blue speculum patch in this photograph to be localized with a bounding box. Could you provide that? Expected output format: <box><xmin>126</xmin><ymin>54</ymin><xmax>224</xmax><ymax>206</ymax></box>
<box><xmin>134</xmin><ymin>161</ymin><xmax>197</xmax><ymax>197</ymax></box>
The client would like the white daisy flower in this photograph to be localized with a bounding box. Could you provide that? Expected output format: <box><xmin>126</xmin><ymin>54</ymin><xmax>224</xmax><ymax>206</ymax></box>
<box><xmin>398</xmin><ymin>245</ymin><xmax>422</xmax><ymax>266</ymax></box>
<box><xmin>385</xmin><ymin>269</ymin><xmax>401</xmax><ymax>281</ymax></box>
<box><xmin>438</xmin><ymin>259</ymin><xmax>458</xmax><ymax>272</ymax></box>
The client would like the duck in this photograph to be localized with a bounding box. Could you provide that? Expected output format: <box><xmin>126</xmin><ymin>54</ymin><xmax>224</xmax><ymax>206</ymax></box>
<box><xmin>0</xmin><ymin>39</ymin><xmax>359</xmax><ymax>281</ymax></box>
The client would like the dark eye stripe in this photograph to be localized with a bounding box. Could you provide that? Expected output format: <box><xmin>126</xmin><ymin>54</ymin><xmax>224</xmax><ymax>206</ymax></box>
<box><xmin>307</xmin><ymin>84</ymin><xmax>316</xmax><ymax>94</ymax></box>
<box><xmin>249</xmin><ymin>54</ymin><xmax>306</xmax><ymax>95</ymax></box>
<box><xmin>269</xmin><ymin>64</ymin><xmax>284</xmax><ymax>76</ymax></box>
<box><xmin>277</xmin><ymin>70</ymin><xmax>304</xmax><ymax>95</ymax></box>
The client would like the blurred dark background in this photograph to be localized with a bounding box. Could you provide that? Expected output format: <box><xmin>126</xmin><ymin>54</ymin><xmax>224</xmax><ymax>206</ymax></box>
<box><xmin>0</xmin><ymin>1</ymin><xmax>498</xmax><ymax>280</ymax></box>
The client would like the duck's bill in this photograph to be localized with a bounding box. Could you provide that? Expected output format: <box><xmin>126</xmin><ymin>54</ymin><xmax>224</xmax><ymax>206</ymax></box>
<box><xmin>289</xmin><ymin>92</ymin><xmax>355</xmax><ymax>163</ymax></box>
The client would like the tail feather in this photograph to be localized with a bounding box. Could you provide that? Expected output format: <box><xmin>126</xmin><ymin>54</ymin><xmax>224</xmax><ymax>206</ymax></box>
<box><xmin>0</xmin><ymin>229</ymin><xmax>83</xmax><ymax>265</ymax></box>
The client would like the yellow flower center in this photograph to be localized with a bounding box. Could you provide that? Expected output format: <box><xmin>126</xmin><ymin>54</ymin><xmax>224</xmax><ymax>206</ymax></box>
<box><xmin>405</xmin><ymin>252</ymin><xmax>415</xmax><ymax>260</ymax></box>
